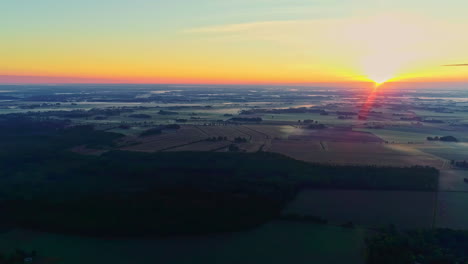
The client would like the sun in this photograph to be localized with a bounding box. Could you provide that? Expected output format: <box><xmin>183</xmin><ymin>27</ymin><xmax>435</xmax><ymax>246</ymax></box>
<box><xmin>362</xmin><ymin>63</ymin><xmax>396</xmax><ymax>87</ymax></box>
<box><xmin>374</xmin><ymin>78</ymin><xmax>392</xmax><ymax>87</ymax></box>
<box><xmin>372</xmin><ymin>77</ymin><xmax>389</xmax><ymax>87</ymax></box>
<box><xmin>363</xmin><ymin>72</ymin><xmax>392</xmax><ymax>87</ymax></box>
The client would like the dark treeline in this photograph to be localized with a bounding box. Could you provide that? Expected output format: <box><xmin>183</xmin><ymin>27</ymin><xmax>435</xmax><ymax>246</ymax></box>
<box><xmin>0</xmin><ymin>249</ymin><xmax>38</xmax><ymax>264</ymax></box>
<box><xmin>8</xmin><ymin>108</ymin><xmax>136</xmax><ymax>119</ymax></box>
<box><xmin>158</xmin><ymin>110</ymin><xmax>178</xmax><ymax>115</ymax></box>
<box><xmin>230</xmin><ymin>117</ymin><xmax>263</xmax><ymax>122</ymax></box>
<box><xmin>240</xmin><ymin>107</ymin><xmax>326</xmax><ymax>115</ymax></box>
<box><xmin>0</xmin><ymin>116</ymin><xmax>439</xmax><ymax>237</ymax></box>
<box><xmin>128</xmin><ymin>114</ymin><xmax>152</xmax><ymax>119</ymax></box>
<box><xmin>427</xmin><ymin>136</ymin><xmax>458</xmax><ymax>142</ymax></box>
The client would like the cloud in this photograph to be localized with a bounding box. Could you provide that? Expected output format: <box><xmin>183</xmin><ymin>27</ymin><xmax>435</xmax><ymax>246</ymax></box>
<box><xmin>185</xmin><ymin>20</ymin><xmax>304</xmax><ymax>34</ymax></box>
<box><xmin>442</xmin><ymin>64</ymin><xmax>468</xmax><ymax>66</ymax></box>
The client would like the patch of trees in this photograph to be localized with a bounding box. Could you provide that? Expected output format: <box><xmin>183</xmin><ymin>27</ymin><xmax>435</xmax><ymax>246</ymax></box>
<box><xmin>128</xmin><ymin>114</ymin><xmax>152</xmax><ymax>119</ymax></box>
<box><xmin>175</xmin><ymin>119</ymin><xmax>187</xmax><ymax>123</ymax></box>
<box><xmin>19</xmin><ymin>103</ymin><xmax>62</xmax><ymax>109</ymax></box>
<box><xmin>305</xmin><ymin>124</ymin><xmax>326</xmax><ymax>129</ymax></box>
<box><xmin>366</xmin><ymin>226</ymin><xmax>468</xmax><ymax>264</ymax></box>
<box><xmin>158</xmin><ymin>110</ymin><xmax>178</xmax><ymax>115</ymax></box>
<box><xmin>440</xmin><ymin>136</ymin><xmax>458</xmax><ymax>142</ymax></box>
<box><xmin>18</xmin><ymin>104</ymin><xmax>42</xmax><ymax>109</ymax></box>
<box><xmin>230</xmin><ymin>117</ymin><xmax>263</xmax><ymax>122</ymax></box>
<box><xmin>303</xmin><ymin>119</ymin><xmax>317</xmax><ymax>124</ymax></box>
<box><xmin>427</xmin><ymin>136</ymin><xmax>458</xmax><ymax>142</ymax></box>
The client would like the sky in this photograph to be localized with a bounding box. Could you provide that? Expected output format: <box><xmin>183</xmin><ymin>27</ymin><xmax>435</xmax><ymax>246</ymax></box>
<box><xmin>2</xmin><ymin>0</ymin><xmax>468</xmax><ymax>85</ymax></box>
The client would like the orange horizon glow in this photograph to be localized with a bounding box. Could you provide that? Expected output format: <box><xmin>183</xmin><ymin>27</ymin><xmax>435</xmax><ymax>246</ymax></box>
<box><xmin>0</xmin><ymin>73</ymin><xmax>452</xmax><ymax>85</ymax></box>
<box><xmin>1</xmin><ymin>68</ymin><xmax>467</xmax><ymax>87</ymax></box>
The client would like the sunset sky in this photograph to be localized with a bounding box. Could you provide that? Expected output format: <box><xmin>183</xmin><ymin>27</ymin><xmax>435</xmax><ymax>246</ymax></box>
<box><xmin>2</xmin><ymin>0</ymin><xmax>468</xmax><ymax>85</ymax></box>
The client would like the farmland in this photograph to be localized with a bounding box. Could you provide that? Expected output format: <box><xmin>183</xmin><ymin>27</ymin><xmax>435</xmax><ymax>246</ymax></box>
<box><xmin>1</xmin><ymin>84</ymin><xmax>466</xmax><ymax>183</ymax></box>
<box><xmin>1</xmin><ymin>84</ymin><xmax>468</xmax><ymax>262</ymax></box>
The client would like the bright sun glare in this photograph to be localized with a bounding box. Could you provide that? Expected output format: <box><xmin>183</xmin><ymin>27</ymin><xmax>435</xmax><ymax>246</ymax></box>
<box><xmin>362</xmin><ymin>57</ymin><xmax>399</xmax><ymax>87</ymax></box>
<box><xmin>370</xmin><ymin>76</ymin><xmax>390</xmax><ymax>86</ymax></box>
<box><xmin>361</xmin><ymin>54</ymin><xmax>399</xmax><ymax>87</ymax></box>
<box><xmin>350</xmin><ymin>14</ymin><xmax>433</xmax><ymax>88</ymax></box>
<box><xmin>364</xmin><ymin>68</ymin><xmax>393</xmax><ymax>87</ymax></box>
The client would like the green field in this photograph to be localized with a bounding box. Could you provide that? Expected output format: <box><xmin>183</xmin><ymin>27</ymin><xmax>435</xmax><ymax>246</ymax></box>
<box><xmin>0</xmin><ymin>222</ymin><xmax>366</xmax><ymax>264</ymax></box>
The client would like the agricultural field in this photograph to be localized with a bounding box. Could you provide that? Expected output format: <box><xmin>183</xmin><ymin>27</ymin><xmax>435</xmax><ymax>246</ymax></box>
<box><xmin>438</xmin><ymin>170</ymin><xmax>468</xmax><ymax>192</ymax></box>
<box><xmin>355</xmin><ymin>127</ymin><xmax>430</xmax><ymax>143</ymax></box>
<box><xmin>2</xmin><ymin>85</ymin><xmax>466</xmax><ymax>183</ymax></box>
<box><xmin>269</xmin><ymin>140</ymin><xmax>443</xmax><ymax>166</ymax></box>
<box><xmin>284</xmin><ymin>189</ymin><xmax>436</xmax><ymax>229</ymax></box>
<box><xmin>436</xmin><ymin>192</ymin><xmax>468</xmax><ymax>230</ymax></box>
<box><xmin>287</xmin><ymin>128</ymin><xmax>384</xmax><ymax>143</ymax></box>
<box><xmin>166</xmin><ymin>140</ymin><xmax>231</xmax><ymax>152</ymax></box>
<box><xmin>120</xmin><ymin>126</ymin><xmax>207</xmax><ymax>152</ymax></box>
<box><xmin>243</xmin><ymin>125</ymin><xmax>293</xmax><ymax>139</ymax></box>
<box><xmin>415</xmin><ymin>142</ymin><xmax>468</xmax><ymax>161</ymax></box>
<box><xmin>1</xmin><ymin>85</ymin><xmax>468</xmax><ymax>232</ymax></box>
<box><xmin>195</xmin><ymin>125</ymin><xmax>251</xmax><ymax>139</ymax></box>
